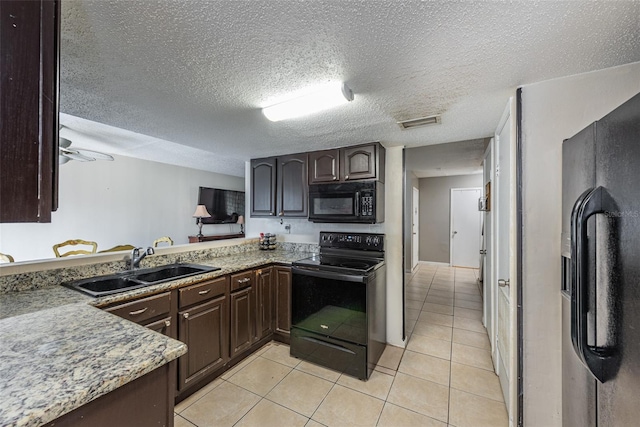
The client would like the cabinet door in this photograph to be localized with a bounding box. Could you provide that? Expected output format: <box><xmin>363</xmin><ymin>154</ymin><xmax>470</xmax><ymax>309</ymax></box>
<box><xmin>0</xmin><ymin>0</ymin><xmax>60</xmax><ymax>222</ymax></box>
<box><xmin>178</xmin><ymin>295</ymin><xmax>228</xmax><ymax>390</ymax></box>
<box><xmin>274</xmin><ymin>266</ymin><xmax>292</xmax><ymax>338</ymax></box>
<box><xmin>251</xmin><ymin>157</ymin><xmax>277</xmax><ymax>217</ymax></box>
<box><xmin>145</xmin><ymin>316</ymin><xmax>174</xmax><ymax>338</ymax></box>
<box><xmin>309</xmin><ymin>149</ymin><xmax>340</xmax><ymax>184</ymax></box>
<box><xmin>230</xmin><ymin>287</ymin><xmax>253</xmax><ymax>359</ymax></box>
<box><xmin>255</xmin><ymin>267</ymin><xmax>274</xmax><ymax>340</ymax></box>
<box><xmin>277</xmin><ymin>154</ymin><xmax>308</xmax><ymax>217</ymax></box>
<box><xmin>341</xmin><ymin>144</ymin><xmax>378</xmax><ymax>181</ymax></box>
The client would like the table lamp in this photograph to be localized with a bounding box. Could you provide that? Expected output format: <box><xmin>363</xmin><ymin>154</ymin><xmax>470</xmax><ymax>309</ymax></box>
<box><xmin>192</xmin><ymin>205</ymin><xmax>211</xmax><ymax>238</ymax></box>
<box><xmin>237</xmin><ymin>215</ymin><xmax>244</xmax><ymax>234</ymax></box>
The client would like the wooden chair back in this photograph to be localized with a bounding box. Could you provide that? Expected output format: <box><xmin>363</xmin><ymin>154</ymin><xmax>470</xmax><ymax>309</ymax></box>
<box><xmin>53</xmin><ymin>239</ymin><xmax>98</xmax><ymax>257</ymax></box>
<box><xmin>0</xmin><ymin>253</ymin><xmax>15</xmax><ymax>263</ymax></box>
<box><xmin>98</xmin><ymin>244</ymin><xmax>136</xmax><ymax>253</ymax></box>
<box><xmin>153</xmin><ymin>236</ymin><xmax>173</xmax><ymax>248</ymax></box>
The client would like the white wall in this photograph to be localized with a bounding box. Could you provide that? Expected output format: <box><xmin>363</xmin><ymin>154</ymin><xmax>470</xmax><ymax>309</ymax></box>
<box><xmin>418</xmin><ymin>174</ymin><xmax>483</xmax><ymax>264</ymax></box>
<box><xmin>520</xmin><ymin>61</ymin><xmax>640</xmax><ymax>426</ymax></box>
<box><xmin>244</xmin><ymin>146</ymin><xmax>406</xmax><ymax>347</ymax></box>
<box><xmin>0</xmin><ymin>155</ymin><xmax>244</xmax><ymax>262</ymax></box>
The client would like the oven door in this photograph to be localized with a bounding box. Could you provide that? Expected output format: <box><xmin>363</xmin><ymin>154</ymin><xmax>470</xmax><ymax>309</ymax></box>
<box><xmin>291</xmin><ymin>267</ymin><xmax>369</xmax><ymax>379</ymax></box>
<box><xmin>291</xmin><ymin>267</ymin><xmax>368</xmax><ymax>345</ymax></box>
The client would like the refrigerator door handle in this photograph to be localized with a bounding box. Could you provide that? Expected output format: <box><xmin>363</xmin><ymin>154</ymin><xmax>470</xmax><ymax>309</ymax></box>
<box><xmin>571</xmin><ymin>186</ymin><xmax>619</xmax><ymax>383</ymax></box>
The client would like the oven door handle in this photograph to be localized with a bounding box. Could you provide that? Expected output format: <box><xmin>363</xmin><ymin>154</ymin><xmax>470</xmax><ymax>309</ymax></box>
<box><xmin>292</xmin><ymin>267</ymin><xmax>367</xmax><ymax>283</ymax></box>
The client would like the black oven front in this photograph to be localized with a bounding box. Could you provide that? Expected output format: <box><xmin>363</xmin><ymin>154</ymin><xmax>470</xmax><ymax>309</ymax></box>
<box><xmin>290</xmin><ymin>265</ymin><xmax>386</xmax><ymax>380</ymax></box>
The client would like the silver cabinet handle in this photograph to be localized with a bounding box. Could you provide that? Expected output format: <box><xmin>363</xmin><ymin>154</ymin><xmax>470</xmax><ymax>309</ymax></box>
<box><xmin>129</xmin><ymin>307</ymin><xmax>148</xmax><ymax>316</ymax></box>
<box><xmin>238</xmin><ymin>278</ymin><xmax>250</xmax><ymax>283</ymax></box>
<box><xmin>498</xmin><ymin>279</ymin><xmax>509</xmax><ymax>287</ymax></box>
<box><xmin>198</xmin><ymin>289</ymin><xmax>211</xmax><ymax>295</ymax></box>
<box><xmin>183</xmin><ymin>312</ymin><xmax>189</xmax><ymax>319</ymax></box>
<box><xmin>164</xmin><ymin>319</ymin><xmax>171</xmax><ymax>327</ymax></box>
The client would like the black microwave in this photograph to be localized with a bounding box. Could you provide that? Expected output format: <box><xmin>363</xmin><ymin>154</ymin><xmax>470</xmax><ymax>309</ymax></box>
<box><xmin>308</xmin><ymin>181</ymin><xmax>384</xmax><ymax>224</ymax></box>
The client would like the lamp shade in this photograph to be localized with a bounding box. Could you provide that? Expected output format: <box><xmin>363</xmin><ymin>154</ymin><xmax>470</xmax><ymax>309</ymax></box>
<box><xmin>237</xmin><ymin>215</ymin><xmax>244</xmax><ymax>225</ymax></box>
<box><xmin>192</xmin><ymin>205</ymin><xmax>211</xmax><ymax>218</ymax></box>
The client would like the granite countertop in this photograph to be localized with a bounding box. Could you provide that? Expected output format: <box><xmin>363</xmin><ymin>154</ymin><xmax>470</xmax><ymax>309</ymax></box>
<box><xmin>0</xmin><ymin>248</ymin><xmax>310</xmax><ymax>427</ymax></box>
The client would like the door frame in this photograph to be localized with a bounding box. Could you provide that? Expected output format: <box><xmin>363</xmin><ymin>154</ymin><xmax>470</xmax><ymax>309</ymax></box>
<box><xmin>411</xmin><ymin>187</ymin><xmax>419</xmax><ymax>271</ymax></box>
<box><xmin>449</xmin><ymin>187</ymin><xmax>482</xmax><ymax>268</ymax></box>
<box><xmin>483</xmin><ymin>139</ymin><xmax>495</xmax><ymax>343</ymax></box>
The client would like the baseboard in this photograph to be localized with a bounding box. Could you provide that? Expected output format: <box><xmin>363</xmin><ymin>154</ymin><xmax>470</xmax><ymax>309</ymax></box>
<box><xmin>418</xmin><ymin>261</ymin><xmax>450</xmax><ymax>267</ymax></box>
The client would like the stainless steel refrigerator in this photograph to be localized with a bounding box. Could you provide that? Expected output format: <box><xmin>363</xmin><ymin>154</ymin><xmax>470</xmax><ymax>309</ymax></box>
<box><xmin>561</xmin><ymin>92</ymin><xmax>640</xmax><ymax>426</ymax></box>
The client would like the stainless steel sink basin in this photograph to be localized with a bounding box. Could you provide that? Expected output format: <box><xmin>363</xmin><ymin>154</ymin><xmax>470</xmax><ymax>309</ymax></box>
<box><xmin>65</xmin><ymin>263</ymin><xmax>220</xmax><ymax>297</ymax></box>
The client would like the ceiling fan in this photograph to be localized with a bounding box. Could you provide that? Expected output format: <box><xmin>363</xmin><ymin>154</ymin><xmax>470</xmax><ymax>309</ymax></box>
<box><xmin>58</xmin><ymin>127</ymin><xmax>114</xmax><ymax>164</ymax></box>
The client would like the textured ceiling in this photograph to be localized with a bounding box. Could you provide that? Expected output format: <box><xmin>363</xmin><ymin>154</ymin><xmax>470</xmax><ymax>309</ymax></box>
<box><xmin>406</xmin><ymin>139</ymin><xmax>489</xmax><ymax>178</ymax></box>
<box><xmin>59</xmin><ymin>0</ymin><xmax>640</xmax><ymax>177</ymax></box>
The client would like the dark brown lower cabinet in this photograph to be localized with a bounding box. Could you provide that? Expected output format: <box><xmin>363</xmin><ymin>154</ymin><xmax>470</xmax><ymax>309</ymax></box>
<box><xmin>256</xmin><ymin>267</ymin><xmax>274</xmax><ymax>340</ymax></box>
<box><xmin>274</xmin><ymin>266</ymin><xmax>292</xmax><ymax>342</ymax></box>
<box><xmin>230</xmin><ymin>285</ymin><xmax>253</xmax><ymax>358</ymax></box>
<box><xmin>45</xmin><ymin>361</ymin><xmax>176</xmax><ymax>427</ymax></box>
<box><xmin>178</xmin><ymin>295</ymin><xmax>228</xmax><ymax>391</ymax></box>
<box><xmin>105</xmin><ymin>291</ymin><xmax>176</xmax><ymax>339</ymax></box>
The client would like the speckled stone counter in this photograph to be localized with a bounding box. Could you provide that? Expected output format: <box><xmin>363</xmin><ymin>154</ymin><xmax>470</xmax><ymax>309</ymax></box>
<box><xmin>0</xmin><ymin>304</ymin><xmax>186</xmax><ymax>427</ymax></box>
<box><xmin>0</xmin><ymin>247</ymin><xmax>311</xmax><ymax>427</ymax></box>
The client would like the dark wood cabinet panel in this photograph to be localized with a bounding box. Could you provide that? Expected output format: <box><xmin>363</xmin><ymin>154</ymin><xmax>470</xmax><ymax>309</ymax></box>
<box><xmin>250</xmin><ymin>157</ymin><xmax>277</xmax><ymax>217</ymax></box>
<box><xmin>46</xmin><ymin>361</ymin><xmax>176</xmax><ymax>427</ymax></box>
<box><xmin>255</xmin><ymin>267</ymin><xmax>274</xmax><ymax>340</ymax></box>
<box><xmin>307</xmin><ymin>142</ymin><xmax>385</xmax><ymax>184</ymax></box>
<box><xmin>277</xmin><ymin>154</ymin><xmax>308</xmax><ymax>217</ymax></box>
<box><xmin>342</xmin><ymin>143</ymin><xmax>379</xmax><ymax>181</ymax></box>
<box><xmin>230</xmin><ymin>286</ymin><xmax>253</xmax><ymax>358</ymax></box>
<box><xmin>308</xmin><ymin>149</ymin><xmax>340</xmax><ymax>184</ymax></box>
<box><xmin>105</xmin><ymin>291</ymin><xmax>177</xmax><ymax>339</ymax></box>
<box><xmin>178</xmin><ymin>295</ymin><xmax>228</xmax><ymax>390</ymax></box>
<box><xmin>0</xmin><ymin>0</ymin><xmax>60</xmax><ymax>222</ymax></box>
<box><xmin>274</xmin><ymin>266</ymin><xmax>291</xmax><ymax>341</ymax></box>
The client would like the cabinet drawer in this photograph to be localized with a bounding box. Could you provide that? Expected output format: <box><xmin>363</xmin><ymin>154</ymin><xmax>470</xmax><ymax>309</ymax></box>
<box><xmin>106</xmin><ymin>292</ymin><xmax>171</xmax><ymax>324</ymax></box>
<box><xmin>230</xmin><ymin>271</ymin><xmax>253</xmax><ymax>292</ymax></box>
<box><xmin>179</xmin><ymin>276</ymin><xmax>228</xmax><ymax>309</ymax></box>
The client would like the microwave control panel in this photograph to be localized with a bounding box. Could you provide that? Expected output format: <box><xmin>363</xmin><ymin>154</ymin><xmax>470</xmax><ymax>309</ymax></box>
<box><xmin>360</xmin><ymin>190</ymin><xmax>374</xmax><ymax>216</ymax></box>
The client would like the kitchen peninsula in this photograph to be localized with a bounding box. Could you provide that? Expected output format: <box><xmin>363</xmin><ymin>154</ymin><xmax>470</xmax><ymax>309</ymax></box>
<box><xmin>0</xmin><ymin>239</ymin><xmax>315</xmax><ymax>427</ymax></box>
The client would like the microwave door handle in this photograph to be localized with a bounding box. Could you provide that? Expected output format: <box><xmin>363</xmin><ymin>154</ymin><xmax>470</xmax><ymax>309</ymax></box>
<box><xmin>355</xmin><ymin>192</ymin><xmax>360</xmax><ymax>216</ymax></box>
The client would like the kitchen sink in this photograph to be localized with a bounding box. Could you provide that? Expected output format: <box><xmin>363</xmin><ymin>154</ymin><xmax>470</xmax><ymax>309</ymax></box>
<box><xmin>65</xmin><ymin>263</ymin><xmax>220</xmax><ymax>297</ymax></box>
<box><xmin>132</xmin><ymin>265</ymin><xmax>214</xmax><ymax>285</ymax></box>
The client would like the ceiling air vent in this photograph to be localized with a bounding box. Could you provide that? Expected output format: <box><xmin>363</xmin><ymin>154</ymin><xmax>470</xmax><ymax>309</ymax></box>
<box><xmin>397</xmin><ymin>114</ymin><xmax>441</xmax><ymax>130</ymax></box>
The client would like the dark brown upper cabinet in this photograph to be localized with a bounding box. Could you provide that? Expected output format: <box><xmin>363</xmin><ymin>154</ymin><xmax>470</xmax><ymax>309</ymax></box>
<box><xmin>341</xmin><ymin>143</ymin><xmax>385</xmax><ymax>182</ymax></box>
<box><xmin>276</xmin><ymin>154</ymin><xmax>308</xmax><ymax>217</ymax></box>
<box><xmin>0</xmin><ymin>0</ymin><xmax>60</xmax><ymax>222</ymax></box>
<box><xmin>308</xmin><ymin>149</ymin><xmax>340</xmax><ymax>183</ymax></box>
<box><xmin>251</xmin><ymin>154</ymin><xmax>308</xmax><ymax>218</ymax></box>
<box><xmin>308</xmin><ymin>142</ymin><xmax>385</xmax><ymax>184</ymax></box>
<box><xmin>250</xmin><ymin>157</ymin><xmax>277</xmax><ymax>217</ymax></box>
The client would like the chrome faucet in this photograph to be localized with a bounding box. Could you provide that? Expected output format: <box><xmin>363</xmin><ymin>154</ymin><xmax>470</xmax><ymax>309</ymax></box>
<box><xmin>130</xmin><ymin>247</ymin><xmax>154</xmax><ymax>270</ymax></box>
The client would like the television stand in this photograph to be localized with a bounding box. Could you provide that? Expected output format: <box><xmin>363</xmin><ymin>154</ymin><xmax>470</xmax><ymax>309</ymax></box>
<box><xmin>188</xmin><ymin>233</ymin><xmax>245</xmax><ymax>243</ymax></box>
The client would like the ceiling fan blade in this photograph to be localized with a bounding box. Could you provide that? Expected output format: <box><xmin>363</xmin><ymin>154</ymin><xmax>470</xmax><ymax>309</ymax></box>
<box><xmin>74</xmin><ymin>149</ymin><xmax>114</xmax><ymax>161</ymax></box>
<box><xmin>63</xmin><ymin>151</ymin><xmax>96</xmax><ymax>162</ymax></box>
<box><xmin>59</xmin><ymin>137</ymin><xmax>72</xmax><ymax>149</ymax></box>
<box><xmin>59</xmin><ymin>155</ymin><xmax>71</xmax><ymax>164</ymax></box>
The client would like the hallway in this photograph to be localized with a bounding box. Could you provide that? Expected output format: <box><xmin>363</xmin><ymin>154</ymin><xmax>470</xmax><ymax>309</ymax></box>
<box><xmin>403</xmin><ymin>263</ymin><xmax>508</xmax><ymax>426</ymax></box>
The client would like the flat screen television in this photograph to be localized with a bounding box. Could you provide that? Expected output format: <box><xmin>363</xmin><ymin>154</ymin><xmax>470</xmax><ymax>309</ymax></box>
<box><xmin>197</xmin><ymin>186</ymin><xmax>245</xmax><ymax>224</ymax></box>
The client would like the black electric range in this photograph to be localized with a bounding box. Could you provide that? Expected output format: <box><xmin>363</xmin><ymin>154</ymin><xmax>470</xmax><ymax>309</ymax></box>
<box><xmin>290</xmin><ymin>232</ymin><xmax>386</xmax><ymax>380</ymax></box>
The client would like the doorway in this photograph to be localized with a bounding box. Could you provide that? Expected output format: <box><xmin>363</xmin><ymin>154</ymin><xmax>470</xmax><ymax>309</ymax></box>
<box><xmin>450</xmin><ymin>187</ymin><xmax>482</xmax><ymax>268</ymax></box>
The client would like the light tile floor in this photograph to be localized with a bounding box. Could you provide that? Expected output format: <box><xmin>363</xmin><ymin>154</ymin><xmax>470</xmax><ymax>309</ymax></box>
<box><xmin>174</xmin><ymin>265</ymin><xmax>508</xmax><ymax>427</ymax></box>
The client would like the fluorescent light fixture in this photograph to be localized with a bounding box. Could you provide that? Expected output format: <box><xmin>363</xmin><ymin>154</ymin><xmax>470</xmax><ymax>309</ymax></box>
<box><xmin>262</xmin><ymin>83</ymin><xmax>354</xmax><ymax>122</ymax></box>
<box><xmin>397</xmin><ymin>114</ymin><xmax>441</xmax><ymax>129</ymax></box>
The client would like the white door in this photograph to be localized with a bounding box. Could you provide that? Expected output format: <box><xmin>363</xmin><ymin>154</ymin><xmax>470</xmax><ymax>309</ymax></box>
<box><xmin>482</xmin><ymin>140</ymin><xmax>495</xmax><ymax>344</ymax></box>
<box><xmin>494</xmin><ymin>98</ymin><xmax>516</xmax><ymax>421</ymax></box>
<box><xmin>450</xmin><ymin>188</ymin><xmax>482</xmax><ymax>268</ymax></box>
<box><xmin>411</xmin><ymin>187</ymin><xmax>419</xmax><ymax>270</ymax></box>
